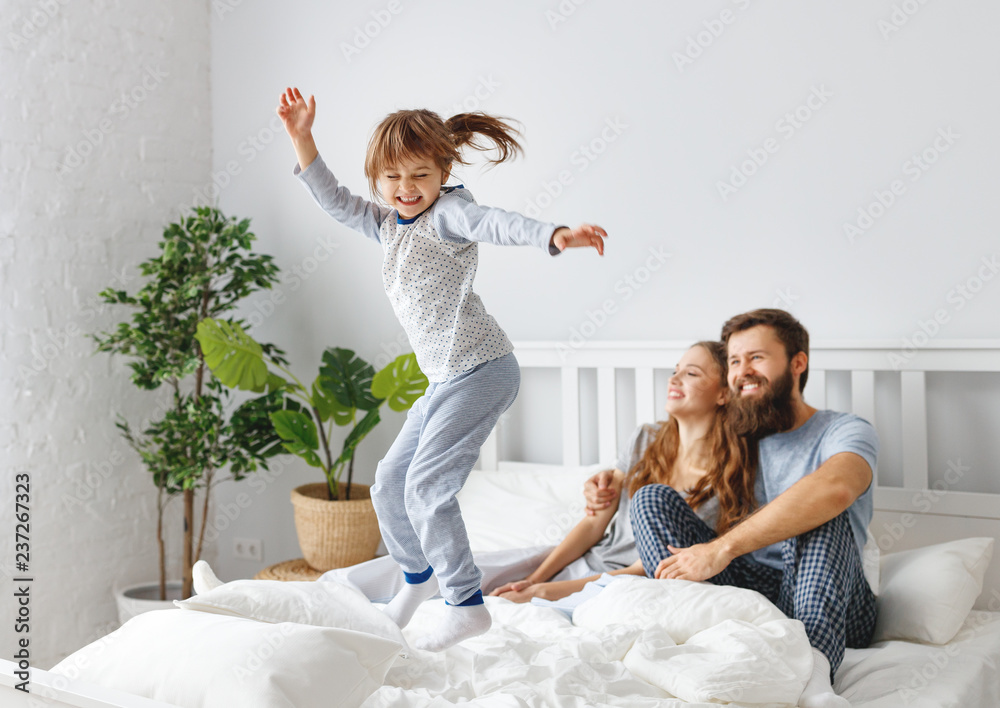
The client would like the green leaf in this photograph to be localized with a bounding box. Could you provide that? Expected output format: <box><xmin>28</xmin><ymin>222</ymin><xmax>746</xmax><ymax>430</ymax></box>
<box><xmin>372</xmin><ymin>353</ymin><xmax>429</xmax><ymax>412</ymax></box>
<box><xmin>319</xmin><ymin>348</ymin><xmax>379</xmax><ymax>410</ymax></box>
<box><xmin>252</xmin><ymin>372</ymin><xmax>289</xmax><ymax>395</ymax></box>
<box><xmin>270</xmin><ymin>410</ymin><xmax>318</xmax><ymax>449</ymax></box>
<box><xmin>282</xmin><ymin>441</ymin><xmax>323</xmax><ymax>468</ymax></box>
<box><xmin>313</xmin><ymin>377</ymin><xmax>355</xmax><ymax>425</ymax></box>
<box><xmin>195</xmin><ymin>318</ymin><xmax>269</xmax><ymax>391</ymax></box>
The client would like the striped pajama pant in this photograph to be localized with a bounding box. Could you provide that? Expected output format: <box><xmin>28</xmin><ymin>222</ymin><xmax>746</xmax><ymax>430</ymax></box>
<box><xmin>630</xmin><ymin>484</ymin><xmax>877</xmax><ymax>677</ymax></box>
<box><xmin>371</xmin><ymin>352</ymin><xmax>519</xmax><ymax>606</ymax></box>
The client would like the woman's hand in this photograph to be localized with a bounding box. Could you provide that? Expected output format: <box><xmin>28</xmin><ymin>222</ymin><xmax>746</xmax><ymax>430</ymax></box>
<box><xmin>552</xmin><ymin>224</ymin><xmax>607</xmax><ymax>255</ymax></box>
<box><xmin>489</xmin><ymin>579</ymin><xmax>531</xmax><ymax>596</ymax></box>
<box><xmin>583</xmin><ymin>469</ymin><xmax>618</xmax><ymax>516</ymax></box>
<box><xmin>494</xmin><ymin>582</ymin><xmax>547</xmax><ymax>603</ymax></box>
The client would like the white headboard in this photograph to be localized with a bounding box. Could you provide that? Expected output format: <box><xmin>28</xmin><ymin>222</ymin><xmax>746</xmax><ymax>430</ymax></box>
<box><xmin>482</xmin><ymin>340</ymin><xmax>1000</xmax><ymax>607</ymax></box>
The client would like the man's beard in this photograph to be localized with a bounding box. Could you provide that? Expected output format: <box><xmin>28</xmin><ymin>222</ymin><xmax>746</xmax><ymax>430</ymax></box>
<box><xmin>729</xmin><ymin>367</ymin><xmax>797</xmax><ymax>438</ymax></box>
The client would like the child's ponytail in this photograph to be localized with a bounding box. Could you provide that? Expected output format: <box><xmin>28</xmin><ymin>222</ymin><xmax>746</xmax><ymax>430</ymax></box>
<box><xmin>445</xmin><ymin>112</ymin><xmax>522</xmax><ymax>166</ymax></box>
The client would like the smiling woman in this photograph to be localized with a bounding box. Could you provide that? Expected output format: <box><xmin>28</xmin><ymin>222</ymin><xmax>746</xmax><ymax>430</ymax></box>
<box><xmin>489</xmin><ymin>340</ymin><xmax>756</xmax><ymax>603</ymax></box>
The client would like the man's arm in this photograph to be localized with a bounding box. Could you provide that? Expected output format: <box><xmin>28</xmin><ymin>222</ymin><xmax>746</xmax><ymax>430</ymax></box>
<box><xmin>654</xmin><ymin>452</ymin><xmax>872</xmax><ymax>581</ymax></box>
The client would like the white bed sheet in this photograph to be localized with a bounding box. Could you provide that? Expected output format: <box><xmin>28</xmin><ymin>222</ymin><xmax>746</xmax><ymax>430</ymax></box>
<box><xmin>838</xmin><ymin>610</ymin><xmax>1000</xmax><ymax>707</ymax></box>
<box><xmin>364</xmin><ymin>590</ymin><xmax>811</xmax><ymax>708</ymax></box>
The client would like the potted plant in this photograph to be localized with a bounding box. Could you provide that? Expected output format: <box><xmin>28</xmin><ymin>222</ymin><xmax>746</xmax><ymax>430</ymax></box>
<box><xmin>91</xmin><ymin>207</ymin><xmax>287</xmax><ymax>614</ymax></box>
<box><xmin>194</xmin><ymin>318</ymin><xmax>428</xmax><ymax>570</ymax></box>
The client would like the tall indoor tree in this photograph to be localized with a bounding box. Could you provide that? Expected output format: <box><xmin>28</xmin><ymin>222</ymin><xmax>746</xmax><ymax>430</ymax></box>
<box><xmin>92</xmin><ymin>207</ymin><xmax>288</xmax><ymax>599</ymax></box>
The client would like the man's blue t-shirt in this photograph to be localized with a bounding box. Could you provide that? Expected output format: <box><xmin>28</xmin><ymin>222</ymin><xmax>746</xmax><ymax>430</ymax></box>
<box><xmin>751</xmin><ymin>410</ymin><xmax>879</xmax><ymax>570</ymax></box>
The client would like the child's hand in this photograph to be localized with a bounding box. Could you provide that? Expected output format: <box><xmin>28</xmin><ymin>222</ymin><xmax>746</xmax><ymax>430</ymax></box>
<box><xmin>277</xmin><ymin>87</ymin><xmax>316</xmax><ymax>143</ymax></box>
<box><xmin>552</xmin><ymin>224</ymin><xmax>607</xmax><ymax>255</ymax></box>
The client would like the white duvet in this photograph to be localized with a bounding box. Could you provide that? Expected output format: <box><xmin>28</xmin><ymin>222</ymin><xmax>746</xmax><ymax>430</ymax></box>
<box><xmin>367</xmin><ymin>576</ymin><xmax>812</xmax><ymax>707</ymax></box>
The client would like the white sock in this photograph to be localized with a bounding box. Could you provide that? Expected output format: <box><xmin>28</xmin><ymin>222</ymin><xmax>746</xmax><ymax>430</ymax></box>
<box><xmin>383</xmin><ymin>575</ymin><xmax>438</xmax><ymax>629</ymax></box>
<box><xmin>799</xmin><ymin>648</ymin><xmax>849</xmax><ymax>708</ymax></box>
<box><xmin>192</xmin><ymin>560</ymin><xmax>224</xmax><ymax>595</ymax></box>
<box><xmin>414</xmin><ymin>603</ymin><xmax>492</xmax><ymax>652</ymax></box>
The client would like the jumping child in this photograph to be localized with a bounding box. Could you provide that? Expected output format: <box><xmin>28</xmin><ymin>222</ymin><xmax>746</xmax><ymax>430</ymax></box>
<box><xmin>276</xmin><ymin>87</ymin><xmax>606</xmax><ymax>651</ymax></box>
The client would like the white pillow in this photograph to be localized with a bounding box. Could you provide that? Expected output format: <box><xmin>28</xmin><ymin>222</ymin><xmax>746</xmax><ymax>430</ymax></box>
<box><xmin>873</xmin><ymin>537</ymin><xmax>994</xmax><ymax>644</ymax></box>
<box><xmin>175</xmin><ymin>577</ymin><xmax>406</xmax><ymax>648</ymax></box>
<box><xmin>51</xmin><ymin>610</ymin><xmax>400</xmax><ymax>708</ymax></box>
<box><xmin>861</xmin><ymin>528</ymin><xmax>880</xmax><ymax>595</ymax></box>
<box><xmin>457</xmin><ymin>463</ymin><xmax>608</xmax><ymax>552</ymax></box>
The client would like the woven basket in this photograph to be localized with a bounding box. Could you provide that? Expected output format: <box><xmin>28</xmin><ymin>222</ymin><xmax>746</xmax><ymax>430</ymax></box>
<box><xmin>290</xmin><ymin>482</ymin><xmax>381</xmax><ymax>572</ymax></box>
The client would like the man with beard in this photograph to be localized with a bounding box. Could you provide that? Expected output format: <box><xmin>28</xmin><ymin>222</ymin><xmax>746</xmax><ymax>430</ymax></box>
<box><xmin>590</xmin><ymin>309</ymin><xmax>877</xmax><ymax>708</ymax></box>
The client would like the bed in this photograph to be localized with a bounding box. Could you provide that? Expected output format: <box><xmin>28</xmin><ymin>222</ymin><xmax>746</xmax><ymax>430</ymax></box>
<box><xmin>3</xmin><ymin>340</ymin><xmax>999</xmax><ymax>708</ymax></box>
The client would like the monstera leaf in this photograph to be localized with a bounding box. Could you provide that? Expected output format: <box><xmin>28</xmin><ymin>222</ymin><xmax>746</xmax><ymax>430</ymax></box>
<box><xmin>372</xmin><ymin>353</ymin><xmax>428</xmax><ymax>412</ymax></box>
<box><xmin>319</xmin><ymin>347</ymin><xmax>380</xmax><ymax>410</ymax></box>
<box><xmin>195</xmin><ymin>318</ymin><xmax>270</xmax><ymax>392</ymax></box>
<box><xmin>313</xmin><ymin>376</ymin><xmax>356</xmax><ymax>426</ymax></box>
<box><xmin>269</xmin><ymin>410</ymin><xmax>322</xmax><ymax>468</ymax></box>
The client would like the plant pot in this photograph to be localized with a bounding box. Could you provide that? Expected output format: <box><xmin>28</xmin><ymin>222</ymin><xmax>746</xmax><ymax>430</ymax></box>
<box><xmin>291</xmin><ymin>483</ymin><xmax>382</xmax><ymax>572</ymax></box>
<box><xmin>115</xmin><ymin>581</ymin><xmax>184</xmax><ymax>625</ymax></box>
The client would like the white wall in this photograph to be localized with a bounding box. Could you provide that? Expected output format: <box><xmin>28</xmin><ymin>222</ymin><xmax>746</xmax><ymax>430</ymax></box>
<box><xmin>206</xmin><ymin>1</ymin><xmax>1000</xmax><ymax>581</ymax></box>
<box><xmin>1</xmin><ymin>0</ymin><xmax>211</xmax><ymax>667</ymax></box>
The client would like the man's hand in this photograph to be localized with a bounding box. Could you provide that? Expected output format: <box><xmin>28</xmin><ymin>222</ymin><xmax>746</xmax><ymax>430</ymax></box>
<box><xmin>583</xmin><ymin>469</ymin><xmax>617</xmax><ymax>516</ymax></box>
<box><xmin>552</xmin><ymin>224</ymin><xmax>607</xmax><ymax>255</ymax></box>
<box><xmin>654</xmin><ymin>541</ymin><xmax>734</xmax><ymax>582</ymax></box>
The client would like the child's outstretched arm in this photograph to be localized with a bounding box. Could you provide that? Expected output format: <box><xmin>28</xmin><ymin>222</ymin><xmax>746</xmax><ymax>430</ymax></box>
<box><xmin>434</xmin><ymin>198</ymin><xmax>607</xmax><ymax>257</ymax></box>
<box><xmin>277</xmin><ymin>86</ymin><xmax>389</xmax><ymax>241</ymax></box>
<box><xmin>277</xmin><ymin>87</ymin><xmax>319</xmax><ymax>171</ymax></box>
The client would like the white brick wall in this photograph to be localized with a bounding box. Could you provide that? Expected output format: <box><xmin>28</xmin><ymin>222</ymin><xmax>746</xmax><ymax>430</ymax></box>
<box><xmin>1</xmin><ymin>0</ymin><xmax>212</xmax><ymax>668</ymax></box>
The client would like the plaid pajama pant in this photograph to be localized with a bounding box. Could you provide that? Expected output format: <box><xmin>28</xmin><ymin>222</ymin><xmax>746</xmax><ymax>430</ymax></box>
<box><xmin>630</xmin><ymin>484</ymin><xmax>877</xmax><ymax>677</ymax></box>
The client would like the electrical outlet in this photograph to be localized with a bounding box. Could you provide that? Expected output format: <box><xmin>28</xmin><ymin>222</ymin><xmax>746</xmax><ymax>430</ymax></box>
<box><xmin>233</xmin><ymin>537</ymin><xmax>263</xmax><ymax>562</ymax></box>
